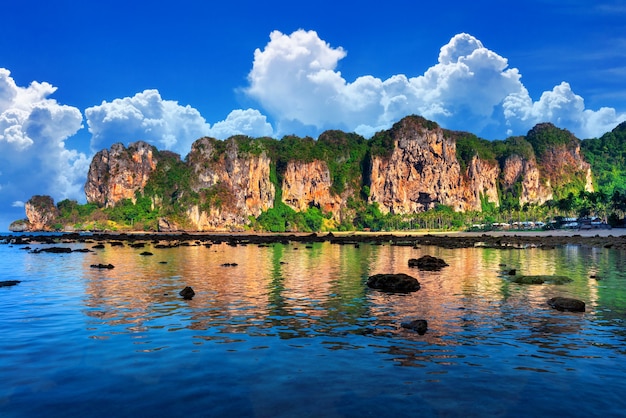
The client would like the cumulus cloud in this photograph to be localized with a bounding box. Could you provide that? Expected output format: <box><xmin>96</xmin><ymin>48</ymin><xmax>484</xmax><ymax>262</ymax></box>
<box><xmin>245</xmin><ymin>30</ymin><xmax>625</xmax><ymax>139</ymax></box>
<box><xmin>208</xmin><ymin>109</ymin><xmax>274</xmax><ymax>139</ymax></box>
<box><xmin>85</xmin><ymin>90</ymin><xmax>275</xmax><ymax>155</ymax></box>
<box><xmin>0</xmin><ymin>68</ymin><xmax>89</xmax><ymax>217</ymax></box>
<box><xmin>85</xmin><ymin>89</ymin><xmax>212</xmax><ymax>155</ymax></box>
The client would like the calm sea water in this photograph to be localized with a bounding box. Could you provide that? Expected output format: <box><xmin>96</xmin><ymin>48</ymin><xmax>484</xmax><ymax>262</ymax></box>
<box><xmin>1</xmin><ymin>238</ymin><xmax>625</xmax><ymax>417</ymax></box>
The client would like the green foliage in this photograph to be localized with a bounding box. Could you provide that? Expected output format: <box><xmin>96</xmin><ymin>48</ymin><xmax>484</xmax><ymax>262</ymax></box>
<box><xmin>353</xmin><ymin>203</ymin><xmax>386</xmax><ymax>231</ymax></box>
<box><xmin>581</xmin><ymin>122</ymin><xmax>626</xmax><ymax>192</ymax></box>
<box><xmin>255</xmin><ymin>202</ymin><xmax>298</xmax><ymax>232</ymax></box>
<box><xmin>492</xmin><ymin>136</ymin><xmax>535</xmax><ymax>163</ymax></box>
<box><xmin>105</xmin><ymin>196</ymin><xmax>158</xmax><ymax>230</ymax></box>
<box><xmin>143</xmin><ymin>151</ymin><xmax>190</xmax><ymax>209</ymax></box>
<box><xmin>526</xmin><ymin>123</ymin><xmax>578</xmax><ymax>160</ymax></box>
<box><xmin>232</xmin><ymin>135</ymin><xmax>268</xmax><ymax>157</ymax></box>
<box><xmin>454</xmin><ymin>132</ymin><xmax>496</xmax><ymax>171</ymax></box>
<box><xmin>316</xmin><ymin>130</ymin><xmax>368</xmax><ymax>195</ymax></box>
<box><xmin>369</xmin><ymin>130</ymin><xmax>395</xmax><ymax>158</ymax></box>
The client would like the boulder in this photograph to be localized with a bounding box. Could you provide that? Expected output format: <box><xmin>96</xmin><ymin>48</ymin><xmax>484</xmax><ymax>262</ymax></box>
<box><xmin>367</xmin><ymin>273</ymin><xmax>420</xmax><ymax>293</ymax></box>
<box><xmin>547</xmin><ymin>297</ymin><xmax>585</xmax><ymax>312</ymax></box>
<box><xmin>401</xmin><ymin>319</ymin><xmax>428</xmax><ymax>335</ymax></box>
<box><xmin>512</xmin><ymin>275</ymin><xmax>572</xmax><ymax>285</ymax></box>
<box><xmin>32</xmin><ymin>247</ymin><xmax>73</xmax><ymax>254</ymax></box>
<box><xmin>180</xmin><ymin>286</ymin><xmax>195</xmax><ymax>300</ymax></box>
<box><xmin>408</xmin><ymin>255</ymin><xmax>448</xmax><ymax>271</ymax></box>
<box><xmin>90</xmin><ymin>263</ymin><xmax>115</xmax><ymax>269</ymax></box>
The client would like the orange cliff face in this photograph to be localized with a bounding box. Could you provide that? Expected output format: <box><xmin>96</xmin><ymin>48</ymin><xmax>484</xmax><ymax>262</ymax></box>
<box><xmin>84</xmin><ymin>141</ymin><xmax>158</xmax><ymax>207</ymax></box>
<box><xmin>368</xmin><ymin>117</ymin><xmax>499</xmax><ymax>214</ymax></box>
<box><xmin>281</xmin><ymin>160</ymin><xmax>344</xmax><ymax>220</ymax></box>
<box><xmin>185</xmin><ymin>137</ymin><xmax>275</xmax><ymax>231</ymax></box>
<box><xmin>75</xmin><ymin>116</ymin><xmax>597</xmax><ymax>232</ymax></box>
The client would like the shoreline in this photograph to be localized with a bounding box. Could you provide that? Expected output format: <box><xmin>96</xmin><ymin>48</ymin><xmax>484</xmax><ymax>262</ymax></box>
<box><xmin>2</xmin><ymin>228</ymin><xmax>626</xmax><ymax>250</ymax></box>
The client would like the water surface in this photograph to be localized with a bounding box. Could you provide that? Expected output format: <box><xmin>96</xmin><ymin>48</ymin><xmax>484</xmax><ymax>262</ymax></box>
<box><xmin>1</xmin><ymin>239</ymin><xmax>625</xmax><ymax>417</ymax></box>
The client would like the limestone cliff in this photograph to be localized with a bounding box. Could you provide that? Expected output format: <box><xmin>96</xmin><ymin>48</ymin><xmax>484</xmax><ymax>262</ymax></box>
<box><xmin>464</xmin><ymin>156</ymin><xmax>500</xmax><ymax>210</ymax></box>
<box><xmin>85</xmin><ymin>141</ymin><xmax>158</xmax><ymax>207</ymax></box>
<box><xmin>25</xmin><ymin>195</ymin><xmax>59</xmax><ymax>231</ymax></box>
<box><xmin>281</xmin><ymin>160</ymin><xmax>344</xmax><ymax>219</ymax></box>
<box><xmin>185</xmin><ymin>137</ymin><xmax>275</xmax><ymax>230</ymax></box>
<box><xmin>26</xmin><ymin>115</ymin><xmax>606</xmax><ymax>233</ymax></box>
<box><xmin>368</xmin><ymin>117</ymin><xmax>494</xmax><ymax>213</ymax></box>
<box><xmin>501</xmin><ymin>155</ymin><xmax>553</xmax><ymax>205</ymax></box>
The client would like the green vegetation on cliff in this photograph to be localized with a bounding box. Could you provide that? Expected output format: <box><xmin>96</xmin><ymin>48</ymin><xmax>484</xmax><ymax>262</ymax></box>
<box><xmin>19</xmin><ymin>115</ymin><xmax>626</xmax><ymax>233</ymax></box>
<box><xmin>582</xmin><ymin>122</ymin><xmax>626</xmax><ymax>193</ymax></box>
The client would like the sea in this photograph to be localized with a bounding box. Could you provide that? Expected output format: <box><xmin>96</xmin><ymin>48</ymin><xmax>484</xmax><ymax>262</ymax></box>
<box><xmin>1</xmin><ymin>234</ymin><xmax>625</xmax><ymax>417</ymax></box>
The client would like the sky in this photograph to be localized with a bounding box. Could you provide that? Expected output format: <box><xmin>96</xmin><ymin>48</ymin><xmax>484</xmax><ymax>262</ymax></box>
<box><xmin>1</xmin><ymin>0</ymin><xmax>625</xmax><ymax>230</ymax></box>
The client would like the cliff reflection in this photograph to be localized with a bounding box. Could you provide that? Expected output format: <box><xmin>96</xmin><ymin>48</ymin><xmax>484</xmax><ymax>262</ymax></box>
<box><xmin>80</xmin><ymin>241</ymin><xmax>626</xmax><ymax>355</ymax></box>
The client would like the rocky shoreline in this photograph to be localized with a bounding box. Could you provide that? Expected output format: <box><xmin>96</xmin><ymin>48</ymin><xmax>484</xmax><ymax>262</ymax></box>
<box><xmin>2</xmin><ymin>229</ymin><xmax>626</xmax><ymax>250</ymax></box>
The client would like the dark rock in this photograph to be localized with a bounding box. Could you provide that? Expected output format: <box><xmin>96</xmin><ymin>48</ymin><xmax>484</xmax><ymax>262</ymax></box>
<box><xmin>180</xmin><ymin>286</ymin><xmax>195</xmax><ymax>300</ymax></box>
<box><xmin>73</xmin><ymin>248</ymin><xmax>92</xmax><ymax>253</ymax></box>
<box><xmin>92</xmin><ymin>244</ymin><xmax>106</xmax><ymax>249</ymax></box>
<box><xmin>408</xmin><ymin>255</ymin><xmax>448</xmax><ymax>271</ymax></box>
<box><xmin>130</xmin><ymin>243</ymin><xmax>145</xmax><ymax>248</ymax></box>
<box><xmin>221</xmin><ymin>262</ymin><xmax>238</xmax><ymax>267</ymax></box>
<box><xmin>401</xmin><ymin>319</ymin><xmax>428</xmax><ymax>335</ymax></box>
<box><xmin>507</xmin><ymin>269</ymin><xmax>516</xmax><ymax>275</ymax></box>
<box><xmin>547</xmin><ymin>297</ymin><xmax>586</xmax><ymax>312</ymax></box>
<box><xmin>90</xmin><ymin>263</ymin><xmax>115</xmax><ymax>269</ymax></box>
<box><xmin>0</xmin><ymin>280</ymin><xmax>21</xmax><ymax>287</ymax></box>
<box><xmin>32</xmin><ymin>247</ymin><xmax>73</xmax><ymax>254</ymax></box>
<box><xmin>367</xmin><ymin>273</ymin><xmax>420</xmax><ymax>293</ymax></box>
<box><xmin>139</xmin><ymin>251</ymin><xmax>153</xmax><ymax>256</ymax></box>
<box><xmin>512</xmin><ymin>275</ymin><xmax>572</xmax><ymax>285</ymax></box>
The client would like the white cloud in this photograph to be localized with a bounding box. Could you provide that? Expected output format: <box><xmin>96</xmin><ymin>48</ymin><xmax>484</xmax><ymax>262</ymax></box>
<box><xmin>85</xmin><ymin>89</ymin><xmax>212</xmax><ymax>155</ymax></box>
<box><xmin>208</xmin><ymin>109</ymin><xmax>274</xmax><ymax>139</ymax></box>
<box><xmin>0</xmin><ymin>68</ymin><xmax>88</xmax><ymax>214</ymax></box>
<box><xmin>12</xmin><ymin>201</ymin><xmax>24</xmax><ymax>208</ymax></box>
<box><xmin>85</xmin><ymin>90</ymin><xmax>275</xmax><ymax>154</ymax></box>
<box><xmin>245</xmin><ymin>30</ymin><xmax>625</xmax><ymax>139</ymax></box>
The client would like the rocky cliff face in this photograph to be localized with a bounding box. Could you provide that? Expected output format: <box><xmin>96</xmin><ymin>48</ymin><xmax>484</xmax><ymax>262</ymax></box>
<box><xmin>185</xmin><ymin>137</ymin><xmax>275</xmax><ymax>230</ymax></box>
<box><xmin>67</xmin><ymin>115</ymin><xmax>602</xmax><ymax>232</ymax></box>
<box><xmin>281</xmin><ymin>160</ymin><xmax>344</xmax><ymax>219</ymax></box>
<box><xmin>368</xmin><ymin>117</ymin><xmax>491</xmax><ymax>214</ymax></box>
<box><xmin>25</xmin><ymin>195</ymin><xmax>59</xmax><ymax>231</ymax></box>
<box><xmin>85</xmin><ymin>141</ymin><xmax>158</xmax><ymax>207</ymax></box>
<box><xmin>501</xmin><ymin>155</ymin><xmax>553</xmax><ymax>205</ymax></box>
<box><xmin>540</xmin><ymin>143</ymin><xmax>593</xmax><ymax>195</ymax></box>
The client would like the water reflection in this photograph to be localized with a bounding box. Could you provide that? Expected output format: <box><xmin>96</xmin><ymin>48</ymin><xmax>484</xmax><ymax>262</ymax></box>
<box><xmin>77</xmin><ymin>241</ymin><xmax>626</xmax><ymax>361</ymax></box>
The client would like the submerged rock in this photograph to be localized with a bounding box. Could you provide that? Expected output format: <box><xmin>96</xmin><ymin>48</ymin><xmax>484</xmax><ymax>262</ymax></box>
<box><xmin>90</xmin><ymin>263</ymin><xmax>115</xmax><ymax>269</ymax></box>
<box><xmin>408</xmin><ymin>255</ymin><xmax>448</xmax><ymax>271</ymax></box>
<box><xmin>401</xmin><ymin>319</ymin><xmax>428</xmax><ymax>335</ymax></box>
<box><xmin>0</xmin><ymin>280</ymin><xmax>21</xmax><ymax>287</ymax></box>
<box><xmin>512</xmin><ymin>275</ymin><xmax>572</xmax><ymax>285</ymax></box>
<box><xmin>547</xmin><ymin>297</ymin><xmax>586</xmax><ymax>312</ymax></box>
<box><xmin>367</xmin><ymin>273</ymin><xmax>420</xmax><ymax>293</ymax></box>
<box><xmin>32</xmin><ymin>247</ymin><xmax>73</xmax><ymax>254</ymax></box>
<box><xmin>180</xmin><ymin>286</ymin><xmax>195</xmax><ymax>300</ymax></box>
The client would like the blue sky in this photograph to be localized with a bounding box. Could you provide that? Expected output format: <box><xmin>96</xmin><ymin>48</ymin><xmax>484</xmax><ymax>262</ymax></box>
<box><xmin>1</xmin><ymin>0</ymin><xmax>625</xmax><ymax>230</ymax></box>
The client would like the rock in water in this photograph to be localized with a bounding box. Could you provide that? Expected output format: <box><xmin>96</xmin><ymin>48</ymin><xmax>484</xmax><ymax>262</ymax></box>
<box><xmin>180</xmin><ymin>286</ymin><xmax>195</xmax><ymax>300</ymax></box>
<box><xmin>401</xmin><ymin>319</ymin><xmax>428</xmax><ymax>335</ymax></box>
<box><xmin>367</xmin><ymin>273</ymin><xmax>420</xmax><ymax>293</ymax></box>
<box><xmin>547</xmin><ymin>297</ymin><xmax>585</xmax><ymax>312</ymax></box>
<box><xmin>512</xmin><ymin>275</ymin><xmax>572</xmax><ymax>285</ymax></box>
<box><xmin>90</xmin><ymin>263</ymin><xmax>115</xmax><ymax>269</ymax></box>
<box><xmin>0</xmin><ymin>280</ymin><xmax>21</xmax><ymax>287</ymax></box>
<box><xmin>408</xmin><ymin>255</ymin><xmax>448</xmax><ymax>271</ymax></box>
